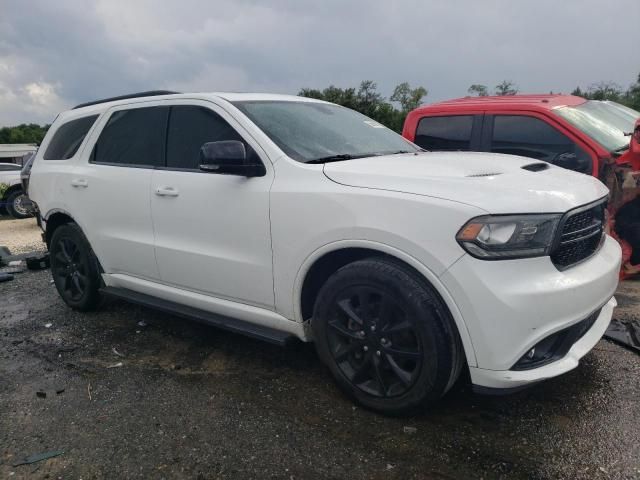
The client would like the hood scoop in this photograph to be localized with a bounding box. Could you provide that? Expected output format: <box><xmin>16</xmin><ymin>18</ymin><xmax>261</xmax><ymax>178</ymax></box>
<box><xmin>521</xmin><ymin>162</ymin><xmax>550</xmax><ymax>172</ymax></box>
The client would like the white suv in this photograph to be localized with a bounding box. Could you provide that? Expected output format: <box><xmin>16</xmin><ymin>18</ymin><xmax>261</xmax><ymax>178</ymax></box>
<box><xmin>27</xmin><ymin>91</ymin><xmax>621</xmax><ymax>414</ymax></box>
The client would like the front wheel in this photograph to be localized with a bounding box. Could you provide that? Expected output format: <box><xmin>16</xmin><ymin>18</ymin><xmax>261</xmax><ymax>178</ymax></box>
<box><xmin>312</xmin><ymin>257</ymin><xmax>463</xmax><ymax>415</ymax></box>
<box><xmin>6</xmin><ymin>190</ymin><xmax>33</xmax><ymax>219</ymax></box>
<box><xmin>50</xmin><ymin>223</ymin><xmax>103</xmax><ymax>311</ymax></box>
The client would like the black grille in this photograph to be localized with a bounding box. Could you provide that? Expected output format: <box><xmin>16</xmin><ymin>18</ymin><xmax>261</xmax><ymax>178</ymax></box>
<box><xmin>551</xmin><ymin>201</ymin><xmax>606</xmax><ymax>269</ymax></box>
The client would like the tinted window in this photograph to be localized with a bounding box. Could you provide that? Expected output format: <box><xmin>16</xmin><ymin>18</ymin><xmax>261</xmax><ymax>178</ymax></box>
<box><xmin>43</xmin><ymin>115</ymin><xmax>98</xmax><ymax>160</ymax></box>
<box><xmin>166</xmin><ymin>106</ymin><xmax>246</xmax><ymax>170</ymax></box>
<box><xmin>491</xmin><ymin>115</ymin><xmax>592</xmax><ymax>173</ymax></box>
<box><xmin>93</xmin><ymin>107</ymin><xmax>168</xmax><ymax>167</ymax></box>
<box><xmin>415</xmin><ymin>116</ymin><xmax>473</xmax><ymax>151</ymax></box>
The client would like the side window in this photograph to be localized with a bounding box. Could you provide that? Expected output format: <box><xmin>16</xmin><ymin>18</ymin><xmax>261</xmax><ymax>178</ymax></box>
<box><xmin>92</xmin><ymin>107</ymin><xmax>168</xmax><ymax>167</ymax></box>
<box><xmin>414</xmin><ymin>115</ymin><xmax>473</xmax><ymax>151</ymax></box>
<box><xmin>166</xmin><ymin>105</ymin><xmax>255</xmax><ymax>170</ymax></box>
<box><xmin>43</xmin><ymin>115</ymin><xmax>98</xmax><ymax>160</ymax></box>
<box><xmin>491</xmin><ymin>115</ymin><xmax>592</xmax><ymax>173</ymax></box>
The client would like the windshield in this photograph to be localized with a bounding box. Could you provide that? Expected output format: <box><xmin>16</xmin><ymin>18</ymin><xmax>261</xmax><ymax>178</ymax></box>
<box><xmin>554</xmin><ymin>100</ymin><xmax>640</xmax><ymax>152</ymax></box>
<box><xmin>232</xmin><ymin>100</ymin><xmax>420</xmax><ymax>163</ymax></box>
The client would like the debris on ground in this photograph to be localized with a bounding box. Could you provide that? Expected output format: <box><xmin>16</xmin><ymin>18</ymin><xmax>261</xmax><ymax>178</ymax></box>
<box><xmin>403</xmin><ymin>426</ymin><xmax>417</xmax><ymax>434</ymax></box>
<box><xmin>12</xmin><ymin>450</ymin><xmax>64</xmax><ymax>467</ymax></box>
<box><xmin>107</xmin><ymin>362</ymin><xmax>123</xmax><ymax>369</ymax></box>
<box><xmin>0</xmin><ymin>272</ymin><xmax>14</xmax><ymax>283</ymax></box>
<box><xmin>44</xmin><ymin>323</ymin><xmax>52</xmax><ymax>328</ymax></box>
<box><xmin>112</xmin><ymin>347</ymin><xmax>125</xmax><ymax>357</ymax></box>
<box><xmin>56</xmin><ymin>388</ymin><xmax>65</xmax><ymax>395</ymax></box>
<box><xmin>36</xmin><ymin>391</ymin><xmax>46</xmax><ymax>399</ymax></box>
<box><xmin>605</xmin><ymin>318</ymin><xmax>640</xmax><ymax>354</ymax></box>
<box><xmin>137</xmin><ymin>320</ymin><xmax>148</xmax><ymax>327</ymax></box>
<box><xmin>25</xmin><ymin>253</ymin><xmax>50</xmax><ymax>270</ymax></box>
<box><xmin>0</xmin><ymin>265</ymin><xmax>24</xmax><ymax>275</ymax></box>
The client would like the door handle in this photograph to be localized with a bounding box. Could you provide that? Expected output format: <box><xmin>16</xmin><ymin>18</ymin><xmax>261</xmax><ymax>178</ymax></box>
<box><xmin>70</xmin><ymin>179</ymin><xmax>88</xmax><ymax>188</ymax></box>
<box><xmin>155</xmin><ymin>186</ymin><xmax>179</xmax><ymax>197</ymax></box>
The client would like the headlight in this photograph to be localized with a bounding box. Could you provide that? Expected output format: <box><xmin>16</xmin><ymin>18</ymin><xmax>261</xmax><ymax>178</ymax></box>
<box><xmin>456</xmin><ymin>214</ymin><xmax>561</xmax><ymax>260</ymax></box>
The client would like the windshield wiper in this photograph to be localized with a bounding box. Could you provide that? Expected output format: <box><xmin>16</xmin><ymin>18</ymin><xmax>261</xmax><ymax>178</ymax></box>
<box><xmin>306</xmin><ymin>154</ymin><xmax>354</xmax><ymax>164</ymax></box>
<box><xmin>306</xmin><ymin>150</ymin><xmax>418</xmax><ymax>164</ymax></box>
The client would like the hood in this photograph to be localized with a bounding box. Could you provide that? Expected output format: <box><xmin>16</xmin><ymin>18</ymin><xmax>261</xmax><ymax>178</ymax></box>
<box><xmin>323</xmin><ymin>152</ymin><xmax>608</xmax><ymax>214</ymax></box>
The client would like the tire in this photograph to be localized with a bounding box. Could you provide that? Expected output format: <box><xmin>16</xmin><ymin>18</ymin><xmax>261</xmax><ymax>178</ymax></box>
<box><xmin>312</xmin><ymin>257</ymin><xmax>463</xmax><ymax>415</ymax></box>
<box><xmin>49</xmin><ymin>223</ymin><xmax>103</xmax><ymax>311</ymax></box>
<box><xmin>6</xmin><ymin>190</ymin><xmax>33</xmax><ymax>219</ymax></box>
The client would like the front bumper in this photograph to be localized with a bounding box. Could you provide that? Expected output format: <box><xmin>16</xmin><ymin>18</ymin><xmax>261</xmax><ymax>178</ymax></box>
<box><xmin>469</xmin><ymin>296</ymin><xmax>615</xmax><ymax>391</ymax></box>
<box><xmin>440</xmin><ymin>235</ymin><xmax>621</xmax><ymax>389</ymax></box>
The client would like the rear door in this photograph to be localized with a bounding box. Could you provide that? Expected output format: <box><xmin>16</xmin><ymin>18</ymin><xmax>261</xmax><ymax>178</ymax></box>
<box><xmin>150</xmin><ymin>100</ymin><xmax>275</xmax><ymax>309</ymax></box>
<box><xmin>66</xmin><ymin>103</ymin><xmax>168</xmax><ymax>280</ymax></box>
<box><xmin>412</xmin><ymin>114</ymin><xmax>483</xmax><ymax>151</ymax></box>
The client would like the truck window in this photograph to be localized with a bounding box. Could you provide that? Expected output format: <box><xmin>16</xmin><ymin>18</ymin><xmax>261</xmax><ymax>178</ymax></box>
<box><xmin>414</xmin><ymin>116</ymin><xmax>473</xmax><ymax>151</ymax></box>
<box><xmin>490</xmin><ymin>115</ymin><xmax>592</xmax><ymax>173</ymax></box>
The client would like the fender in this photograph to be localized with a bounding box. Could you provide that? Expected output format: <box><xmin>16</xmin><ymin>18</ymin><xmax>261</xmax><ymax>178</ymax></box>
<box><xmin>293</xmin><ymin>239</ymin><xmax>478</xmax><ymax>367</ymax></box>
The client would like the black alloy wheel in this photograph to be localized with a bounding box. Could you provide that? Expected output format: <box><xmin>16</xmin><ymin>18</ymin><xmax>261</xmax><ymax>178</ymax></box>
<box><xmin>50</xmin><ymin>223</ymin><xmax>102</xmax><ymax>311</ymax></box>
<box><xmin>312</xmin><ymin>257</ymin><xmax>462</xmax><ymax>415</ymax></box>
<box><xmin>327</xmin><ymin>286</ymin><xmax>422</xmax><ymax>398</ymax></box>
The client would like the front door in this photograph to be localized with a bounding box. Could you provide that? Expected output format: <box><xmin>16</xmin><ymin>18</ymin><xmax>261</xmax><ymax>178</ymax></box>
<box><xmin>150</xmin><ymin>102</ymin><xmax>275</xmax><ymax>309</ymax></box>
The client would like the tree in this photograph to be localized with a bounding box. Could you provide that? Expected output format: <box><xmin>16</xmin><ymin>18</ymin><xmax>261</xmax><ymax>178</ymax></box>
<box><xmin>571</xmin><ymin>86</ymin><xmax>585</xmax><ymax>97</ymax></box>
<box><xmin>622</xmin><ymin>73</ymin><xmax>640</xmax><ymax>110</ymax></box>
<box><xmin>494</xmin><ymin>80</ymin><xmax>518</xmax><ymax>96</ymax></box>
<box><xmin>390</xmin><ymin>82</ymin><xmax>428</xmax><ymax>111</ymax></box>
<box><xmin>586</xmin><ymin>81</ymin><xmax>623</xmax><ymax>101</ymax></box>
<box><xmin>0</xmin><ymin>123</ymin><xmax>49</xmax><ymax>144</ymax></box>
<box><xmin>298</xmin><ymin>80</ymin><xmax>428</xmax><ymax>133</ymax></box>
<box><xmin>467</xmin><ymin>84</ymin><xmax>489</xmax><ymax>97</ymax></box>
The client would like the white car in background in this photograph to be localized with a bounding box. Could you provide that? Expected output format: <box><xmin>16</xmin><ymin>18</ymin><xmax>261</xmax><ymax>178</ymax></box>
<box><xmin>0</xmin><ymin>161</ymin><xmax>32</xmax><ymax>218</ymax></box>
<box><xmin>26</xmin><ymin>91</ymin><xmax>621</xmax><ymax>414</ymax></box>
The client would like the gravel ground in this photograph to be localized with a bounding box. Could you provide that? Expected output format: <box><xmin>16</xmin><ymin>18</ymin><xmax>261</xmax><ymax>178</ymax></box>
<box><xmin>1</xmin><ymin>219</ymin><xmax>639</xmax><ymax>479</ymax></box>
<box><xmin>0</xmin><ymin>217</ymin><xmax>46</xmax><ymax>255</ymax></box>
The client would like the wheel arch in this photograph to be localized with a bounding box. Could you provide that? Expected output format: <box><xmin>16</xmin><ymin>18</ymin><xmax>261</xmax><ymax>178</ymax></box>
<box><xmin>43</xmin><ymin>209</ymin><xmax>84</xmax><ymax>248</ymax></box>
<box><xmin>2</xmin><ymin>183</ymin><xmax>23</xmax><ymax>199</ymax></box>
<box><xmin>295</xmin><ymin>240</ymin><xmax>478</xmax><ymax>367</ymax></box>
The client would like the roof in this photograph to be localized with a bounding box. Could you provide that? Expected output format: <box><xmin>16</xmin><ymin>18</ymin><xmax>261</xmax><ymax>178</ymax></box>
<box><xmin>0</xmin><ymin>144</ymin><xmax>38</xmax><ymax>157</ymax></box>
<box><xmin>66</xmin><ymin>91</ymin><xmax>323</xmax><ymax>118</ymax></box>
<box><xmin>414</xmin><ymin>94</ymin><xmax>586</xmax><ymax>113</ymax></box>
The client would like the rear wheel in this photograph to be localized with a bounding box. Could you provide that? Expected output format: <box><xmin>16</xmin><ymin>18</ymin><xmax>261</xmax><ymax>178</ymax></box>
<box><xmin>50</xmin><ymin>223</ymin><xmax>102</xmax><ymax>311</ymax></box>
<box><xmin>312</xmin><ymin>257</ymin><xmax>462</xmax><ymax>415</ymax></box>
<box><xmin>6</xmin><ymin>190</ymin><xmax>33</xmax><ymax>219</ymax></box>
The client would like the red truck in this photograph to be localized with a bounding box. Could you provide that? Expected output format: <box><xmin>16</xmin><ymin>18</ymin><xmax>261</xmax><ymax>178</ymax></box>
<box><xmin>403</xmin><ymin>95</ymin><xmax>640</xmax><ymax>278</ymax></box>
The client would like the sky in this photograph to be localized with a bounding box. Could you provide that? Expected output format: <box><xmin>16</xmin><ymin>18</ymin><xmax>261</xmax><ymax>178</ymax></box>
<box><xmin>1</xmin><ymin>0</ymin><xmax>639</xmax><ymax>126</ymax></box>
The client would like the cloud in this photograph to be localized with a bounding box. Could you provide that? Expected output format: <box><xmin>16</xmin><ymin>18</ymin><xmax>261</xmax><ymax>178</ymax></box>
<box><xmin>0</xmin><ymin>0</ymin><xmax>639</xmax><ymax>126</ymax></box>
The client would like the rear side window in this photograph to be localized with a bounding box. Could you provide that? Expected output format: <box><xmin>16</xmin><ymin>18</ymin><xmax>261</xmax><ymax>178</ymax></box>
<box><xmin>415</xmin><ymin>115</ymin><xmax>473</xmax><ymax>151</ymax></box>
<box><xmin>166</xmin><ymin>106</ymin><xmax>245</xmax><ymax>170</ymax></box>
<box><xmin>43</xmin><ymin>115</ymin><xmax>98</xmax><ymax>160</ymax></box>
<box><xmin>490</xmin><ymin>115</ymin><xmax>592</xmax><ymax>171</ymax></box>
<box><xmin>93</xmin><ymin>107</ymin><xmax>168</xmax><ymax>167</ymax></box>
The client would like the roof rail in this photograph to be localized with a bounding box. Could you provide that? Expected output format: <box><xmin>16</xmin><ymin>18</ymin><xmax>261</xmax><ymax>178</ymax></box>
<box><xmin>72</xmin><ymin>90</ymin><xmax>181</xmax><ymax>109</ymax></box>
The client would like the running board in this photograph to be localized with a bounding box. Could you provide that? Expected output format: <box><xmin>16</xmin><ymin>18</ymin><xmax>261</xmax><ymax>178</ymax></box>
<box><xmin>100</xmin><ymin>286</ymin><xmax>296</xmax><ymax>346</ymax></box>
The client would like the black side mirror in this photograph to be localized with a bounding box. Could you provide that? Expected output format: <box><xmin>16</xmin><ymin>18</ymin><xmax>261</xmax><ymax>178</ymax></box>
<box><xmin>553</xmin><ymin>152</ymin><xmax>590</xmax><ymax>173</ymax></box>
<box><xmin>199</xmin><ymin>140</ymin><xmax>265</xmax><ymax>177</ymax></box>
